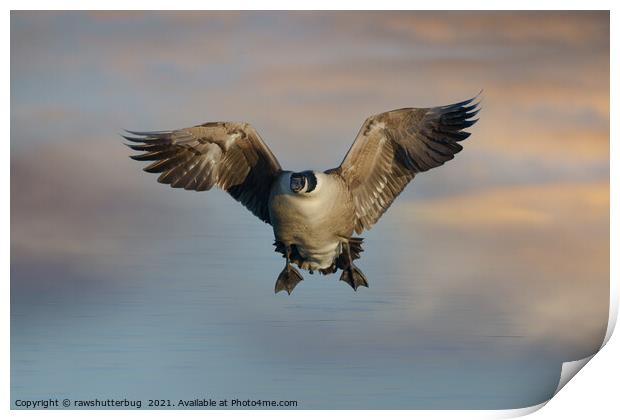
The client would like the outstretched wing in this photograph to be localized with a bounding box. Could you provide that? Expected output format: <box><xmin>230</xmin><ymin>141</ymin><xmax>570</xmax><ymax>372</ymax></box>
<box><xmin>328</xmin><ymin>95</ymin><xmax>480</xmax><ymax>234</ymax></box>
<box><xmin>124</xmin><ymin>122</ymin><xmax>282</xmax><ymax>224</ymax></box>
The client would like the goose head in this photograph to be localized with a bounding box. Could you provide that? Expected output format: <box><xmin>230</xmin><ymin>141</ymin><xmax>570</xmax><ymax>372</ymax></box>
<box><xmin>289</xmin><ymin>171</ymin><xmax>317</xmax><ymax>194</ymax></box>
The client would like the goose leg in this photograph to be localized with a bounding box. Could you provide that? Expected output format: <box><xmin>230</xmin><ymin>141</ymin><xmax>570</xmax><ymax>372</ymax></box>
<box><xmin>274</xmin><ymin>245</ymin><xmax>303</xmax><ymax>295</ymax></box>
<box><xmin>339</xmin><ymin>241</ymin><xmax>369</xmax><ymax>291</ymax></box>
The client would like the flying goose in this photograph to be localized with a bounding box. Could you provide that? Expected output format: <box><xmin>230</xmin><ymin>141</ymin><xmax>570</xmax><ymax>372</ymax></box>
<box><xmin>124</xmin><ymin>95</ymin><xmax>480</xmax><ymax>294</ymax></box>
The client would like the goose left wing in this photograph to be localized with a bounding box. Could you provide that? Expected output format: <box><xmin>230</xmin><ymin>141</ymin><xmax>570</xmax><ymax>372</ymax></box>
<box><xmin>124</xmin><ymin>122</ymin><xmax>281</xmax><ymax>224</ymax></box>
<box><xmin>328</xmin><ymin>95</ymin><xmax>481</xmax><ymax>234</ymax></box>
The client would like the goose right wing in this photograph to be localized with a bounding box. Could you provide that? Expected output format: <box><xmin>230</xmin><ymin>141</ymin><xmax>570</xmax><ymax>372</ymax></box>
<box><xmin>328</xmin><ymin>95</ymin><xmax>481</xmax><ymax>234</ymax></box>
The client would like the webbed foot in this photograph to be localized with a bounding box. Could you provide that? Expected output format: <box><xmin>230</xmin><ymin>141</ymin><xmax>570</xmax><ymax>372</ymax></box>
<box><xmin>275</xmin><ymin>265</ymin><xmax>304</xmax><ymax>295</ymax></box>
<box><xmin>339</xmin><ymin>264</ymin><xmax>369</xmax><ymax>291</ymax></box>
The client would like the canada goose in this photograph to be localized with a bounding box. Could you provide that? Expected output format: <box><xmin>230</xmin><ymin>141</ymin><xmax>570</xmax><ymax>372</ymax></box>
<box><xmin>124</xmin><ymin>95</ymin><xmax>480</xmax><ymax>294</ymax></box>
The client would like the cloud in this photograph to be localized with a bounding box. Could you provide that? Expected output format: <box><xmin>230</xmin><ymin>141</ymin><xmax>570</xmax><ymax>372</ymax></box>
<box><xmin>377</xmin><ymin>11</ymin><xmax>608</xmax><ymax>47</ymax></box>
<box><xmin>382</xmin><ymin>181</ymin><xmax>609</xmax><ymax>360</ymax></box>
<box><xmin>408</xmin><ymin>181</ymin><xmax>608</xmax><ymax>228</ymax></box>
<box><xmin>11</xmin><ymin>140</ymin><xmax>187</xmax><ymax>260</ymax></box>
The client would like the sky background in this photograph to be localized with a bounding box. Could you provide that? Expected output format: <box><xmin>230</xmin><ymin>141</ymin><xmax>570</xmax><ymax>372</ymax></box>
<box><xmin>11</xmin><ymin>11</ymin><xmax>609</xmax><ymax>409</ymax></box>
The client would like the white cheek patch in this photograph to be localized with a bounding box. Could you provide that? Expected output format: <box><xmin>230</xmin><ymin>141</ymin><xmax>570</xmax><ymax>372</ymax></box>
<box><xmin>305</xmin><ymin>172</ymin><xmax>325</xmax><ymax>196</ymax></box>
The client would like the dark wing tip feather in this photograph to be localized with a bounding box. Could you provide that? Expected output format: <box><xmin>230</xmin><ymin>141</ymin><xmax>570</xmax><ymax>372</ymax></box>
<box><xmin>441</xmin><ymin>97</ymin><xmax>474</xmax><ymax>110</ymax></box>
<box><xmin>440</xmin><ymin>91</ymin><xmax>483</xmax><ymax>111</ymax></box>
<box><xmin>457</xmin><ymin>118</ymin><xmax>479</xmax><ymax>130</ymax></box>
<box><xmin>122</xmin><ymin>130</ymin><xmax>172</xmax><ymax>165</ymax></box>
<box><xmin>439</xmin><ymin>91</ymin><xmax>481</xmax><ymax>110</ymax></box>
<box><xmin>124</xmin><ymin>129</ymin><xmax>170</xmax><ymax>136</ymax></box>
<box><xmin>436</xmin><ymin>93</ymin><xmax>482</xmax><ymax>137</ymax></box>
<box><xmin>121</xmin><ymin>135</ymin><xmax>149</xmax><ymax>143</ymax></box>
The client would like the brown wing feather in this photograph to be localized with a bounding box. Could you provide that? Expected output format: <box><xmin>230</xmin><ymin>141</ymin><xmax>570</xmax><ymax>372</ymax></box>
<box><xmin>329</xmin><ymin>95</ymin><xmax>481</xmax><ymax>233</ymax></box>
<box><xmin>124</xmin><ymin>122</ymin><xmax>281</xmax><ymax>224</ymax></box>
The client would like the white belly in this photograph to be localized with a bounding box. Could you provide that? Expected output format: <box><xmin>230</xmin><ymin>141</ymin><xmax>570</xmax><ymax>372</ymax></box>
<box><xmin>296</xmin><ymin>241</ymin><xmax>341</xmax><ymax>271</ymax></box>
<box><xmin>269</xmin><ymin>172</ymin><xmax>353</xmax><ymax>270</ymax></box>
